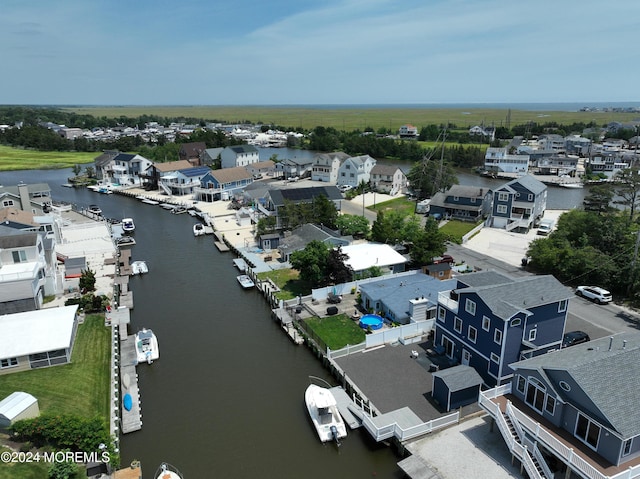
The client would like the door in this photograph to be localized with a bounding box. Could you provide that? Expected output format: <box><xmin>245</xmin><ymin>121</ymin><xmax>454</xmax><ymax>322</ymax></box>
<box><xmin>462</xmin><ymin>349</ymin><xmax>471</xmax><ymax>366</ymax></box>
<box><xmin>442</xmin><ymin>336</ymin><xmax>454</xmax><ymax>358</ymax></box>
<box><xmin>263</xmin><ymin>239</ymin><xmax>271</xmax><ymax>250</ymax></box>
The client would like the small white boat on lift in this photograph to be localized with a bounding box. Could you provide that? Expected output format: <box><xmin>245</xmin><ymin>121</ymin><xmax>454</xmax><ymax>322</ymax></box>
<box><xmin>305</xmin><ymin>384</ymin><xmax>347</xmax><ymax>444</ymax></box>
<box><xmin>122</xmin><ymin>217</ymin><xmax>135</xmax><ymax>233</ymax></box>
<box><xmin>155</xmin><ymin>462</ymin><xmax>183</xmax><ymax>479</ymax></box>
<box><xmin>193</xmin><ymin>223</ymin><xmax>205</xmax><ymax>236</ymax></box>
<box><xmin>135</xmin><ymin>328</ymin><xmax>159</xmax><ymax>364</ymax></box>
<box><xmin>237</xmin><ymin>274</ymin><xmax>255</xmax><ymax>289</ymax></box>
<box><xmin>131</xmin><ymin>261</ymin><xmax>149</xmax><ymax>275</ymax></box>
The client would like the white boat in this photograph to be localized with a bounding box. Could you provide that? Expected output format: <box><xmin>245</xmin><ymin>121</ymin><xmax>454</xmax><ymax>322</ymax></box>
<box><xmin>237</xmin><ymin>274</ymin><xmax>255</xmax><ymax>289</ymax></box>
<box><xmin>160</xmin><ymin>203</ymin><xmax>176</xmax><ymax>210</ymax></box>
<box><xmin>559</xmin><ymin>182</ymin><xmax>583</xmax><ymax>188</ymax></box>
<box><xmin>172</xmin><ymin>206</ymin><xmax>188</xmax><ymax>214</ymax></box>
<box><xmin>141</xmin><ymin>198</ymin><xmax>160</xmax><ymax>205</ymax></box>
<box><xmin>155</xmin><ymin>463</ymin><xmax>183</xmax><ymax>479</ymax></box>
<box><xmin>305</xmin><ymin>384</ymin><xmax>347</xmax><ymax>444</ymax></box>
<box><xmin>122</xmin><ymin>218</ymin><xmax>135</xmax><ymax>233</ymax></box>
<box><xmin>193</xmin><ymin>223</ymin><xmax>205</xmax><ymax>236</ymax></box>
<box><xmin>131</xmin><ymin>261</ymin><xmax>149</xmax><ymax>275</ymax></box>
<box><xmin>154</xmin><ymin>462</ymin><xmax>183</xmax><ymax>479</ymax></box>
<box><xmin>135</xmin><ymin>328</ymin><xmax>159</xmax><ymax>364</ymax></box>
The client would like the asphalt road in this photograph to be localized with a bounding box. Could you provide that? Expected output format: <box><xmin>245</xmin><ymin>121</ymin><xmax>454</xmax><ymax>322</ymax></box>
<box><xmin>445</xmin><ymin>243</ymin><xmax>640</xmax><ymax>342</ymax></box>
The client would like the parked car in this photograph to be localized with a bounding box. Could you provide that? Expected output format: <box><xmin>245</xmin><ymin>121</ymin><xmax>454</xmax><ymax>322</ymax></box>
<box><xmin>432</xmin><ymin>254</ymin><xmax>455</xmax><ymax>265</ymax></box>
<box><xmin>338</xmin><ymin>185</ymin><xmax>353</xmax><ymax>192</ymax></box>
<box><xmin>562</xmin><ymin>330</ymin><xmax>590</xmax><ymax>348</ymax></box>
<box><xmin>575</xmin><ymin>286</ymin><xmax>612</xmax><ymax>304</ymax></box>
<box><xmin>537</xmin><ymin>219</ymin><xmax>554</xmax><ymax>236</ymax></box>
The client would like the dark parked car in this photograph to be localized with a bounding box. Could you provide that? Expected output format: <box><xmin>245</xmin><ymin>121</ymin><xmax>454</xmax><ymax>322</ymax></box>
<box><xmin>562</xmin><ymin>331</ymin><xmax>590</xmax><ymax>348</ymax></box>
<box><xmin>432</xmin><ymin>254</ymin><xmax>454</xmax><ymax>265</ymax></box>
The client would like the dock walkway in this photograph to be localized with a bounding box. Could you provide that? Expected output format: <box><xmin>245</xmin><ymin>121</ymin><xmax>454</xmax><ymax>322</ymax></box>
<box><xmin>119</xmin><ymin>333</ymin><xmax>142</xmax><ymax>434</ymax></box>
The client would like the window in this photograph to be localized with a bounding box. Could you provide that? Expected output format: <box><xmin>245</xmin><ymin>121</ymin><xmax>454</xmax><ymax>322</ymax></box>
<box><xmin>494</xmin><ymin>329</ymin><xmax>503</xmax><ymax>345</ymax></box>
<box><xmin>468</xmin><ymin>326</ymin><xmax>477</xmax><ymax>343</ymax></box>
<box><xmin>517</xmin><ymin>375</ymin><xmax>526</xmax><ymax>393</ymax></box>
<box><xmin>545</xmin><ymin>396</ymin><xmax>556</xmax><ymax>415</ymax></box>
<box><xmin>12</xmin><ymin>250</ymin><xmax>27</xmax><ymax>263</ymax></box>
<box><xmin>453</xmin><ymin>196</ymin><xmax>459</xmax><ymax>201</ymax></box>
<box><xmin>528</xmin><ymin>194</ymin><xmax>533</xmax><ymax>201</ymax></box>
<box><xmin>623</xmin><ymin>439</ymin><xmax>633</xmax><ymax>457</ymax></box>
<box><xmin>510</xmin><ymin>318</ymin><xmax>521</xmax><ymax>327</ymax></box>
<box><xmin>559</xmin><ymin>381</ymin><xmax>571</xmax><ymax>392</ymax></box>
<box><xmin>438</xmin><ymin>307</ymin><xmax>445</xmax><ymax>321</ymax></box>
<box><xmin>529</xmin><ymin>329</ymin><xmax>537</xmax><ymax>341</ymax></box>
<box><xmin>465</xmin><ymin>299</ymin><xmax>476</xmax><ymax>315</ymax></box>
<box><xmin>454</xmin><ymin>317</ymin><xmax>462</xmax><ymax>333</ymax></box>
<box><xmin>498</xmin><ymin>192</ymin><xmax>509</xmax><ymax>202</ymax></box>
<box><xmin>482</xmin><ymin>316</ymin><xmax>490</xmax><ymax>332</ymax></box>
<box><xmin>490</xmin><ymin>353</ymin><xmax>499</xmax><ymax>364</ymax></box>
<box><xmin>576</xmin><ymin>413</ymin><xmax>601</xmax><ymax>449</ymax></box>
<box><xmin>558</xmin><ymin>299</ymin><xmax>567</xmax><ymax>313</ymax></box>
<box><xmin>497</xmin><ymin>204</ymin><xmax>507</xmax><ymax>214</ymax></box>
<box><xmin>2</xmin><ymin>199</ymin><xmax>14</xmax><ymax>207</ymax></box>
<box><xmin>0</xmin><ymin>358</ymin><xmax>18</xmax><ymax>368</ymax></box>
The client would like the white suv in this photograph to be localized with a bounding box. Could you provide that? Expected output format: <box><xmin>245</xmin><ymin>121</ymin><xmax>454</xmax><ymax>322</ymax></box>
<box><xmin>575</xmin><ymin>286</ymin><xmax>612</xmax><ymax>304</ymax></box>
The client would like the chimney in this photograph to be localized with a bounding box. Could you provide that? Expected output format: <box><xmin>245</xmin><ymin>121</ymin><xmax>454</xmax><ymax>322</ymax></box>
<box><xmin>609</xmin><ymin>336</ymin><xmax>614</xmax><ymax>351</ymax></box>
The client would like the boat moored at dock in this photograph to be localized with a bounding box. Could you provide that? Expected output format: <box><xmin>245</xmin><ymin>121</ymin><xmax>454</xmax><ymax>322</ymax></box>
<box><xmin>135</xmin><ymin>328</ymin><xmax>159</xmax><ymax>364</ymax></box>
<box><xmin>237</xmin><ymin>274</ymin><xmax>255</xmax><ymax>289</ymax></box>
<box><xmin>193</xmin><ymin>223</ymin><xmax>205</xmax><ymax>236</ymax></box>
<box><xmin>131</xmin><ymin>260</ymin><xmax>149</xmax><ymax>275</ymax></box>
<box><xmin>305</xmin><ymin>384</ymin><xmax>347</xmax><ymax>444</ymax></box>
<box><xmin>155</xmin><ymin>463</ymin><xmax>183</xmax><ymax>479</ymax></box>
<box><xmin>122</xmin><ymin>217</ymin><xmax>136</xmax><ymax>233</ymax></box>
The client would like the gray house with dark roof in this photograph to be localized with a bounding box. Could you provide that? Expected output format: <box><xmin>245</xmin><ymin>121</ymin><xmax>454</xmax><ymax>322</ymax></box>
<box><xmin>0</xmin><ymin>184</ymin><xmax>51</xmax><ymax>215</ymax></box>
<box><xmin>480</xmin><ymin>332</ymin><xmax>640</xmax><ymax>479</ymax></box>
<box><xmin>428</xmin><ymin>185</ymin><xmax>493</xmax><ymax>222</ymax></box>
<box><xmin>490</xmin><ymin>175</ymin><xmax>547</xmax><ymax>232</ymax></box>
<box><xmin>276</xmin><ymin>224</ymin><xmax>350</xmax><ymax>262</ymax></box>
<box><xmin>260</xmin><ymin>186</ymin><xmax>343</xmax><ymax>229</ymax></box>
<box><xmin>435</xmin><ymin>271</ymin><xmax>572</xmax><ymax>387</ymax></box>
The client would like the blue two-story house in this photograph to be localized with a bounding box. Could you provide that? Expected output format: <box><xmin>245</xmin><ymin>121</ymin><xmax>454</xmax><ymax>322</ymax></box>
<box><xmin>490</xmin><ymin>175</ymin><xmax>547</xmax><ymax>232</ymax></box>
<box><xmin>195</xmin><ymin>167</ymin><xmax>253</xmax><ymax>202</ymax></box>
<box><xmin>480</xmin><ymin>332</ymin><xmax>640</xmax><ymax>479</ymax></box>
<box><xmin>428</xmin><ymin>185</ymin><xmax>493</xmax><ymax>222</ymax></box>
<box><xmin>435</xmin><ymin>271</ymin><xmax>572</xmax><ymax>387</ymax></box>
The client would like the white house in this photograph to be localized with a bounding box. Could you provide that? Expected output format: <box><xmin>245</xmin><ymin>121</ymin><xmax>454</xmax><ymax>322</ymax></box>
<box><xmin>0</xmin><ymin>226</ymin><xmax>49</xmax><ymax>314</ymax></box>
<box><xmin>341</xmin><ymin>243</ymin><xmax>408</xmax><ymax>275</ymax></box>
<box><xmin>0</xmin><ymin>305</ymin><xmax>79</xmax><ymax>375</ymax></box>
<box><xmin>399</xmin><ymin>124</ymin><xmax>418</xmax><ymax>138</ymax></box>
<box><xmin>220</xmin><ymin>145</ymin><xmax>260</xmax><ymax>169</ymax></box>
<box><xmin>336</xmin><ymin>155</ymin><xmax>377</xmax><ymax>188</ymax></box>
<box><xmin>311</xmin><ymin>152</ymin><xmax>350</xmax><ymax>183</ymax></box>
<box><xmin>484</xmin><ymin>147</ymin><xmax>530</xmax><ymax>174</ymax></box>
<box><xmin>370</xmin><ymin>164</ymin><xmax>407</xmax><ymax>195</ymax></box>
<box><xmin>95</xmin><ymin>152</ymin><xmax>153</xmax><ymax>186</ymax></box>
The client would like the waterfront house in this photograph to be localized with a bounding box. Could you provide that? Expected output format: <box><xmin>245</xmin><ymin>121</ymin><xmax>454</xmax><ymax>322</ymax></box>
<box><xmin>244</xmin><ymin>160</ymin><xmax>275</xmax><ymax>179</ymax></box>
<box><xmin>564</xmin><ymin>135</ymin><xmax>592</xmax><ymax>156</ymax></box>
<box><xmin>537</xmin><ymin>134</ymin><xmax>566</xmax><ymax>153</ymax></box>
<box><xmin>358</xmin><ymin>272</ymin><xmax>455</xmax><ymax>324</ymax></box>
<box><xmin>201</xmin><ymin>147</ymin><xmax>224</xmax><ymax>167</ymax></box>
<box><xmin>399</xmin><ymin>124</ymin><xmax>418</xmax><ymax>138</ymax></box>
<box><xmin>435</xmin><ymin>271</ymin><xmax>572</xmax><ymax>387</ymax></box>
<box><xmin>96</xmin><ymin>152</ymin><xmax>152</xmax><ymax>186</ymax></box>
<box><xmin>220</xmin><ymin>145</ymin><xmax>260</xmax><ymax>169</ymax></box>
<box><xmin>536</xmin><ymin>154</ymin><xmax>578</xmax><ymax>176</ymax></box>
<box><xmin>469</xmin><ymin>125</ymin><xmax>495</xmax><ymax>142</ymax></box>
<box><xmin>369</xmin><ymin>164</ymin><xmax>407</xmax><ymax>195</ymax></box>
<box><xmin>0</xmin><ymin>183</ymin><xmax>51</xmax><ymax>215</ymax></box>
<box><xmin>158</xmin><ymin>166</ymin><xmax>211</xmax><ymax>196</ymax></box>
<box><xmin>0</xmin><ymin>305</ymin><xmax>79</xmax><ymax>375</ymax></box>
<box><xmin>259</xmin><ymin>186</ymin><xmax>343</xmax><ymax>229</ymax></box>
<box><xmin>311</xmin><ymin>152</ymin><xmax>350</xmax><ymax>183</ymax></box>
<box><xmin>490</xmin><ymin>175</ymin><xmax>547</xmax><ymax>231</ymax></box>
<box><xmin>178</xmin><ymin>141</ymin><xmax>207</xmax><ymax>166</ymax></box>
<box><xmin>479</xmin><ymin>332</ymin><xmax>640</xmax><ymax>479</ymax></box>
<box><xmin>336</xmin><ymin>155</ymin><xmax>376</xmax><ymax>188</ymax></box>
<box><xmin>93</xmin><ymin>150</ymin><xmax>120</xmax><ymax>181</ymax></box>
<box><xmin>0</xmin><ymin>226</ymin><xmax>50</xmax><ymax>314</ymax></box>
<box><xmin>274</xmin><ymin>157</ymin><xmax>315</xmax><ymax>180</ymax></box>
<box><xmin>277</xmin><ymin>224</ymin><xmax>350</xmax><ymax>262</ymax></box>
<box><xmin>484</xmin><ymin>147</ymin><xmax>530</xmax><ymax>174</ymax></box>
<box><xmin>428</xmin><ymin>185</ymin><xmax>493</xmax><ymax>222</ymax></box>
<box><xmin>341</xmin><ymin>243</ymin><xmax>408</xmax><ymax>277</ymax></box>
<box><xmin>142</xmin><ymin>160</ymin><xmax>193</xmax><ymax>191</ymax></box>
<box><xmin>195</xmin><ymin>167</ymin><xmax>253</xmax><ymax>202</ymax></box>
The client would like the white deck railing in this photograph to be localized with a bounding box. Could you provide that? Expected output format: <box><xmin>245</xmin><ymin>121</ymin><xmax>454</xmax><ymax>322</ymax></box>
<box><xmin>361</xmin><ymin>410</ymin><xmax>460</xmax><ymax>442</ymax></box>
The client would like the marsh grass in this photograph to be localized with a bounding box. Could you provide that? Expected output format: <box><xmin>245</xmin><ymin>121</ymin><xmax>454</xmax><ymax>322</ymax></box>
<box><xmin>0</xmin><ymin>145</ymin><xmax>96</xmax><ymax>171</ymax></box>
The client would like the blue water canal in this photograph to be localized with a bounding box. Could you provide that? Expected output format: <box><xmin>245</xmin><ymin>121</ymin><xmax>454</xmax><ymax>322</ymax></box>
<box><xmin>0</xmin><ymin>156</ymin><xmax>587</xmax><ymax>478</ymax></box>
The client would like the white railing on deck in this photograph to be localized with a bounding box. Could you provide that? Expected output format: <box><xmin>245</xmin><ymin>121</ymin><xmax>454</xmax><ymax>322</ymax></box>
<box><xmin>361</xmin><ymin>410</ymin><xmax>459</xmax><ymax>442</ymax></box>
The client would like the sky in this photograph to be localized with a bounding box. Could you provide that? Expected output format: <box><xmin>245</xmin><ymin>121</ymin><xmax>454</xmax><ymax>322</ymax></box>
<box><xmin>2</xmin><ymin>0</ymin><xmax>639</xmax><ymax>106</ymax></box>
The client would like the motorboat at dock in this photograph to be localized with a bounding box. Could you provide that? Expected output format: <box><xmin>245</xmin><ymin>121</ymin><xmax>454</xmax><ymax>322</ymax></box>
<box><xmin>135</xmin><ymin>328</ymin><xmax>159</xmax><ymax>364</ymax></box>
<box><xmin>305</xmin><ymin>384</ymin><xmax>347</xmax><ymax>444</ymax></box>
<box><xmin>193</xmin><ymin>223</ymin><xmax>205</xmax><ymax>236</ymax></box>
<box><xmin>237</xmin><ymin>274</ymin><xmax>255</xmax><ymax>289</ymax></box>
<box><xmin>121</xmin><ymin>217</ymin><xmax>135</xmax><ymax>233</ymax></box>
<box><xmin>131</xmin><ymin>261</ymin><xmax>149</xmax><ymax>275</ymax></box>
<box><xmin>155</xmin><ymin>462</ymin><xmax>183</xmax><ymax>479</ymax></box>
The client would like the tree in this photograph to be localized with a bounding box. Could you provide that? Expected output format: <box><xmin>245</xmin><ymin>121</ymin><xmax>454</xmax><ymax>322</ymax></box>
<box><xmin>582</xmin><ymin>184</ymin><xmax>614</xmax><ymax>214</ymax></box>
<box><xmin>290</xmin><ymin>241</ymin><xmax>329</xmax><ymax>285</ymax></box>
<box><xmin>407</xmin><ymin>157</ymin><xmax>458</xmax><ymax>198</ymax></box>
<box><xmin>255</xmin><ymin>216</ymin><xmax>277</xmax><ymax>237</ymax></box>
<box><xmin>312</xmin><ymin>194</ymin><xmax>339</xmax><ymax>229</ymax></box>
<box><xmin>335</xmin><ymin>214</ymin><xmax>370</xmax><ymax>237</ymax></box>
<box><xmin>409</xmin><ymin>218</ymin><xmax>447</xmax><ymax>266</ymax></box>
<box><xmin>49</xmin><ymin>457</ymin><xmax>80</xmax><ymax>479</ymax></box>
<box><xmin>84</xmin><ymin>166</ymin><xmax>95</xmax><ymax>179</ymax></box>
<box><xmin>79</xmin><ymin>268</ymin><xmax>96</xmax><ymax>293</ymax></box>
<box><xmin>370</xmin><ymin>210</ymin><xmax>405</xmax><ymax>244</ymax></box>
<box><xmin>325</xmin><ymin>247</ymin><xmax>354</xmax><ymax>285</ymax></box>
<box><xmin>614</xmin><ymin>167</ymin><xmax>640</xmax><ymax>222</ymax></box>
<box><xmin>71</xmin><ymin>164</ymin><xmax>82</xmax><ymax>176</ymax></box>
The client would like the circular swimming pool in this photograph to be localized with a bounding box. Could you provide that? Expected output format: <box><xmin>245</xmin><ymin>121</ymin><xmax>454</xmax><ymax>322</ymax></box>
<box><xmin>359</xmin><ymin>314</ymin><xmax>384</xmax><ymax>330</ymax></box>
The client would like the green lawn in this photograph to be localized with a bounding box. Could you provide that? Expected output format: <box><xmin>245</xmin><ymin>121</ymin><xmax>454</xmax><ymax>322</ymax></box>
<box><xmin>256</xmin><ymin>268</ymin><xmax>312</xmax><ymax>300</ymax></box>
<box><xmin>370</xmin><ymin>197</ymin><xmax>418</xmax><ymax>217</ymax></box>
<box><xmin>0</xmin><ymin>145</ymin><xmax>96</xmax><ymax>171</ymax></box>
<box><xmin>0</xmin><ymin>314</ymin><xmax>110</xmax><ymax>419</ymax></box>
<box><xmin>305</xmin><ymin>314</ymin><xmax>366</xmax><ymax>350</ymax></box>
<box><xmin>439</xmin><ymin>219</ymin><xmax>482</xmax><ymax>243</ymax></box>
<box><xmin>0</xmin><ymin>446</ymin><xmax>49</xmax><ymax>479</ymax></box>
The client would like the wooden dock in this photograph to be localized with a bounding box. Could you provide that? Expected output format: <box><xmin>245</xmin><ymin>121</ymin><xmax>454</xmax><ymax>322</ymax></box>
<box><xmin>120</xmin><ymin>334</ymin><xmax>142</xmax><ymax>434</ymax></box>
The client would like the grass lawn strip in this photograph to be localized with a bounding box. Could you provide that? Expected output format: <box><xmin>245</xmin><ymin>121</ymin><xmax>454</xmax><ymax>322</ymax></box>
<box><xmin>0</xmin><ymin>314</ymin><xmax>110</xmax><ymax>419</ymax></box>
<box><xmin>0</xmin><ymin>145</ymin><xmax>96</xmax><ymax>171</ymax></box>
<box><xmin>305</xmin><ymin>314</ymin><xmax>365</xmax><ymax>350</ymax></box>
